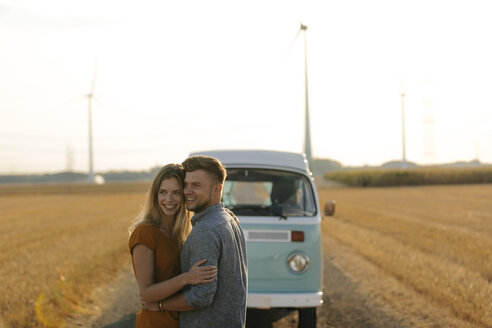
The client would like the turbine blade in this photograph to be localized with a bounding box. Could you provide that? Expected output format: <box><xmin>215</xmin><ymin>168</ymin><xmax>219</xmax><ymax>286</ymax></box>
<box><xmin>91</xmin><ymin>60</ymin><xmax>98</xmax><ymax>94</ymax></box>
<box><xmin>282</xmin><ymin>22</ymin><xmax>306</xmax><ymax>61</ymax></box>
<box><xmin>286</xmin><ymin>28</ymin><xmax>302</xmax><ymax>54</ymax></box>
<box><xmin>63</xmin><ymin>95</ymin><xmax>86</xmax><ymax>106</ymax></box>
<box><xmin>399</xmin><ymin>77</ymin><xmax>405</xmax><ymax>95</ymax></box>
<box><xmin>93</xmin><ymin>95</ymin><xmax>104</xmax><ymax>108</ymax></box>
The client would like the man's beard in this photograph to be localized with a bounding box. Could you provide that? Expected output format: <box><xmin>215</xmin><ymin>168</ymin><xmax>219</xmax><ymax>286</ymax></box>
<box><xmin>188</xmin><ymin>189</ymin><xmax>214</xmax><ymax>213</ymax></box>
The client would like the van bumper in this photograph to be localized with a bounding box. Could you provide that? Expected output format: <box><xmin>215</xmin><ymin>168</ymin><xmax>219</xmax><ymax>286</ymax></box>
<box><xmin>247</xmin><ymin>291</ymin><xmax>323</xmax><ymax>309</ymax></box>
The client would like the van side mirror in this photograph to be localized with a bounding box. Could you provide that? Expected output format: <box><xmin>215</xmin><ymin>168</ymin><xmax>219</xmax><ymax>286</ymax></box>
<box><xmin>324</xmin><ymin>200</ymin><xmax>336</xmax><ymax>216</ymax></box>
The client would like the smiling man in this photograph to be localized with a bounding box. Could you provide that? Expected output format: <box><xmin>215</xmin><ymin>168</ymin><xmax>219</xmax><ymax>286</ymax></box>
<box><xmin>160</xmin><ymin>155</ymin><xmax>248</xmax><ymax>328</ymax></box>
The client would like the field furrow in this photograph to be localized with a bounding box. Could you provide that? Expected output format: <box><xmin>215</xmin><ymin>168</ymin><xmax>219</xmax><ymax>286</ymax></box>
<box><xmin>319</xmin><ymin>184</ymin><xmax>492</xmax><ymax>327</ymax></box>
<box><xmin>323</xmin><ymin>217</ymin><xmax>491</xmax><ymax>327</ymax></box>
<box><xmin>335</xmin><ymin>203</ymin><xmax>492</xmax><ymax>282</ymax></box>
<box><xmin>0</xmin><ymin>183</ymin><xmax>148</xmax><ymax>328</ymax></box>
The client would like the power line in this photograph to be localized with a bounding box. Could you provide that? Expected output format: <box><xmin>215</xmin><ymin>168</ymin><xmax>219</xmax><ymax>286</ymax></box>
<box><xmin>0</xmin><ymin>133</ymin><xmax>172</xmax><ymax>141</ymax></box>
<box><xmin>0</xmin><ymin>145</ymin><xmax>176</xmax><ymax>154</ymax></box>
<box><xmin>0</xmin><ymin>134</ymin><xmax>85</xmax><ymax>140</ymax></box>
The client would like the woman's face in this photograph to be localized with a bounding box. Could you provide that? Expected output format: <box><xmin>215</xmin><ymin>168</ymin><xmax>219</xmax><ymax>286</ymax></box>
<box><xmin>157</xmin><ymin>177</ymin><xmax>183</xmax><ymax>217</ymax></box>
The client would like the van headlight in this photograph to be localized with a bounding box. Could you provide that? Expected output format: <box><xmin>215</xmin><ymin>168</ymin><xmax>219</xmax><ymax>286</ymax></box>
<box><xmin>287</xmin><ymin>252</ymin><xmax>310</xmax><ymax>274</ymax></box>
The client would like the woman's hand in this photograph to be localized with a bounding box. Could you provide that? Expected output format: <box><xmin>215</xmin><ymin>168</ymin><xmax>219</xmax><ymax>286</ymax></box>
<box><xmin>185</xmin><ymin>259</ymin><xmax>217</xmax><ymax>285</ymax></box>
<box><xmin>141</xmin><ymin>298</ymin><xmax>160</xmax><ymax>311</ymax></box>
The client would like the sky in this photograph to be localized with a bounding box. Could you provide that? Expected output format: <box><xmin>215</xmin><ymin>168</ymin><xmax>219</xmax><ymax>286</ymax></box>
<box><xmin>1</xmin><ymin>0</ymin><xmax>491</xmax><ymax>174</ymax></box>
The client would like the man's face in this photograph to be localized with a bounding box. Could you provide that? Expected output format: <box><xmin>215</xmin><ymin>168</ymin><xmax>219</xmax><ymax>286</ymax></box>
<box><xmin>184</xmin><ymin>169</ymin><xmax>217</xmax><ymax>213</ymax></box>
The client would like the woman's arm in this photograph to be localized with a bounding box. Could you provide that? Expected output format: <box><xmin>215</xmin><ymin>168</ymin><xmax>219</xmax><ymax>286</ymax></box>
<box><xmin>132</xmin><ymin>244</ymin><xmax>217</xmax><ymax>303</ymax></box>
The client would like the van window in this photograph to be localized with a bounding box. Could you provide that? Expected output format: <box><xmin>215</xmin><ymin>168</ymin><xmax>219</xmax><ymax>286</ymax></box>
<box><xmin>223</xmin><ymin>168</ymin><xmax>316</xmax><ymax>217</ymax></box>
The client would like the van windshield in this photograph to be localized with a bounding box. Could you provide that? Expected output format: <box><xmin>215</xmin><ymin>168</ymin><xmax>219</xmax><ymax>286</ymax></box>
<box><xmin>222</xmin><ymin>168</ymin><xmax>316</xmax><ymax>217</ymax></box>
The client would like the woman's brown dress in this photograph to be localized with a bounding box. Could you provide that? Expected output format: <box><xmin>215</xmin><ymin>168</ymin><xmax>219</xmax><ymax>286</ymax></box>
<box><xmin>129</xmin><ymin>223</ymin><xmax>180</xmax><ymax>328</ymax></box>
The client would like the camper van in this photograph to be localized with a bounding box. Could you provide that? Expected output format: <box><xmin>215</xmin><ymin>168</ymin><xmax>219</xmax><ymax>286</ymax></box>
<box><xmin>189</xmin><ymin>150</ymin><xmax>335</xmax><ymax>327</ymax></box>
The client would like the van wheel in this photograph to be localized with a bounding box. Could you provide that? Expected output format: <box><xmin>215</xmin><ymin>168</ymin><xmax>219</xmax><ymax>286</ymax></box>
<box><xmin>298</xmin><ymin>307</ymin><xmax>316</xmax><ymax>328</ymax></box>
<box><xmin>246</xmin><ymin>308</ymin><xmax>272</xmax><ymax>328</ymax></box>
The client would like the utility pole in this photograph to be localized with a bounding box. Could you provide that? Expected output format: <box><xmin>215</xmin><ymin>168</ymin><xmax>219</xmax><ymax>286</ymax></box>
<box><xmin>87</xmin><ymin>91</ymin><xmax>94</xmax><ymax>182</ymax></box>
<box><xmin>86</xmin><ymin>62</ymin><xmax>97</xmax><ymax>183</ymax></box>
<box><xmin>66</xmin><ymin>145</ymin><xmax>74</xmax><ymax>172</ymax></box>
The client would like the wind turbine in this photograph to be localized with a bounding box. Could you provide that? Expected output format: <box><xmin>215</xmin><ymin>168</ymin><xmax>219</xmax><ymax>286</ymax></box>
<box><xmin>400</xmin><ymin>79</ymin><xmax>407</xmax><ymax>169</ymax></box>
<box><xmin>86</xmin><ymin>63</ymin><xmax>97</xmax><ymax>183</ymax></box>
<box><xmin>290</xmin><ymin>23</ymin><xmax>313</xmax><ymax>170</ymax></box>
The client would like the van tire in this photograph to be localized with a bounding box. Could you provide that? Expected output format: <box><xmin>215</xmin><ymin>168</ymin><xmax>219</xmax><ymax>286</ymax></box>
<box><xmin>298</xmin><ymin>307</ymin><xmax>316</xmax><ymax>328</ymax></box>
<box><xmin>246</xmin><ymin>308</ymin><xmax>272</xmax><ymax>328</ymax></box>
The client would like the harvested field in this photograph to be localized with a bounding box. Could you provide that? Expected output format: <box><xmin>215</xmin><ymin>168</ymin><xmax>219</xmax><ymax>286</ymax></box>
<box><xmin>0</xmin><ymin>182</ymin><xmax>148</xmax><ymax>328</ymax></box>
<box><xmin>314</xmin><ymin>184</ymin><xmax>492</xmax><ymax>328</ymax></box>
<box><xmin>1</xmin><ymin>182</ymin><xmax>491</xmax><ymax>327</ymax></box>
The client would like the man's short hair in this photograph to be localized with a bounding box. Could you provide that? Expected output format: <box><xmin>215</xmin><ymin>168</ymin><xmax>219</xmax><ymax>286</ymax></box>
<box><xmin>182</xmin><ymin>155</ymin><xmax>227</xmax><ymax>185</ymax></box>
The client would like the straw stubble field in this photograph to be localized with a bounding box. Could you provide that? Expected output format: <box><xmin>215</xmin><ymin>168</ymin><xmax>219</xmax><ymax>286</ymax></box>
<box><xmin>0</xmin><ymin>182</ymin><xmax>491</xmax><ymax>327</ymax></box>
<box><xmin>0</xmin><ymin>182</ymin><xmax>149</xmax><ymax>328</ymax></box>
<box><xmin>313</xmin><ymin>184</ymin><xmax>492</xmax><ymax>328</ymax></box>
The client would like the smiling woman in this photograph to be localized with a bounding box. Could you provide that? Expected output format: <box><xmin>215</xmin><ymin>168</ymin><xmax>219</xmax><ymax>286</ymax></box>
<box><xmin>158</xmin><ymin>178</ymin><xmax>184</xmax><ymax>217</ymax></box>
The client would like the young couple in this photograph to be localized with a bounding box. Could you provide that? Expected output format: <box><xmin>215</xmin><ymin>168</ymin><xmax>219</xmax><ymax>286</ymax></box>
<box><xmin>129</xmin><ymin>156</ymin><xmax>248</xmax><ymax>328</ymax></box>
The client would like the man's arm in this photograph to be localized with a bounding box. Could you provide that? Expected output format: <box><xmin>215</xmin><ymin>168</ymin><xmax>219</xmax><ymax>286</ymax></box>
<box><xmin>162</xmin><ymin>292</ymin><xmax>195</xmax><ymax>311</ymax></box>
<box><xmin>142</xmin><ymin>227</ymin><xmax>220</xmax><ymax>312</ymax></box>
<box><xmin>179</xmin><ymin>227</ymin><xmax>220</xmax><ymax>309</ymax></box>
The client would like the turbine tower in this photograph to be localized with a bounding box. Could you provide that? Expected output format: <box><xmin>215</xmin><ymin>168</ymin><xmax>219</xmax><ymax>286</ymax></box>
<box><xmin>86</xmin><ymin>64</ymin><xmax>97</xmax><ymax>183</ymax></box>
<box><xmin>400</xmin><ymin>80</ymin><xmax>407</xmax><ymax>169</ymax></box>
<box><xmin>290</xmin><ymin>23</ymin><xmax>313</xmax><ymax>168</ymax></box>
<box><xmin>300</xmin><ymin>23</ymin><xmax>313</xmax><ymax>169</ymax></box>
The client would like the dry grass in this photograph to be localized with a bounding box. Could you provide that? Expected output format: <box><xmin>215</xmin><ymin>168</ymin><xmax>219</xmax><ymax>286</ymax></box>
<box><xmin>2</xmin><ymin>182</ymin><xmax>491</xmax><ymax>327</ymax></box>
<box><xmin>324</xmin><ymin>166</ymin><xmax>492</xmax><ymax>187</ymax></box>
<box><xmin>318</xmin><ymin>184</ymin><xmax>492</xmax><ymax>327</ymax></box>
<box><xmin>0</xmin><ymin>182</ymin><xmax>148</xmax><ymax>328</ymax></box>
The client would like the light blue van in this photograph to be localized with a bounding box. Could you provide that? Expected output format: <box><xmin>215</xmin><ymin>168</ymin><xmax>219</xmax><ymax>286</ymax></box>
<box><xmin>190</xmin><ymin>150</ymin><xmax>335</xmax><ymax>327</ymax></box>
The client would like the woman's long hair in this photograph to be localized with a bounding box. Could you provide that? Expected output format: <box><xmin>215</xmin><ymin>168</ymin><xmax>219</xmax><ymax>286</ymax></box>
<box><xmin>130</xmin><ymin>164</ymin><xmax>191</xmax><ymax>247</ymax></box>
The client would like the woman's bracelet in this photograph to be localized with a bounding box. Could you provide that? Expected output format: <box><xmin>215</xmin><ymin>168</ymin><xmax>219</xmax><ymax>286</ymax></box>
<box><xmin>158</xmin><ymin>300</ymin><xmax>164</xmax><ymax>312</ymax></box>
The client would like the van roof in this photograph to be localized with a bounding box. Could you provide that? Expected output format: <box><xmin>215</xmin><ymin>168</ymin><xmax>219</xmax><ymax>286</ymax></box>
<box><xmin>189</xmin><ymin>149</ymin><xmax>311</xmax><ymax>174</ymax></box>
